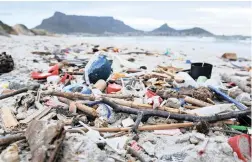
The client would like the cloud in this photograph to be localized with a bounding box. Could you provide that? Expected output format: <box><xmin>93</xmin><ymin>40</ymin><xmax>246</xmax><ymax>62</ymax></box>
<box><xmin>0</xmin><ymin>2</ymin><xmax>250</xmax><ymax>35</ymax></box>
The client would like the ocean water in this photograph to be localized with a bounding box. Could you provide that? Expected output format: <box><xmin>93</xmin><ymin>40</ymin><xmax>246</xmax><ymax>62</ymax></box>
<box><xmin>75</xmin><ymin>36</ymin><xmax>251</xmax><ymax>60</ymax></box>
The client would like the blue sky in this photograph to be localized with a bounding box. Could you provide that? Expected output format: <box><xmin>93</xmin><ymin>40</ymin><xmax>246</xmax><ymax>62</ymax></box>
<box><xmin>0</xmin><ymin>1</ymin><xmax>251</xmax><ymax>35</ymax></box>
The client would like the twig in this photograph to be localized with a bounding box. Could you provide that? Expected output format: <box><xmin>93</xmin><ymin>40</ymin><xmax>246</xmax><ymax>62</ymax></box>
<box><xmin>184</xmin><ymin>96</ymin><xmax>213</xmax><ymax>107</ymax></box>
<box><xmin>132</xmin><ymin>111</ymin><xmax>144</xmax><ymax>133</ymax></box>
<box><xmin>104</xmin><ymin>132</ymin><xmax>128</xmax><ymax>139</ymax></box>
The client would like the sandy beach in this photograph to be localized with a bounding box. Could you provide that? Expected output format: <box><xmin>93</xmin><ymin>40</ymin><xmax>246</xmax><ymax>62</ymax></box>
<box><xmin>0</xmin><ymin>35</ymin><xmax>250</xmax><ymax>83</ymax></box>
<box><xmin>0</xmin><ymin>35</ymin><xmax>251</xmax><ymax>162</ymax></box>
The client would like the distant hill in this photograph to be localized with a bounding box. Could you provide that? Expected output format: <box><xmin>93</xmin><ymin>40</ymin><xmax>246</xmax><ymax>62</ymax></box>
<box><xmin>0</xmin><ymin>21</ymin><xmax>17</xmax><ymax>35</ymax></box>
<box><xmin>0</xmin><ymin>20</ymin><xmax>53</xmax><ymax>37</ymax></box>
<box><xmin>178</xmin><ymin>27</ymin><xmax>213</xmax><ymax>36</ymax></box>
<box><xmin>150</xmin><ymin>23</ymin><xmax>213</xmax><ymax>36</ymax></box>
<box><xmin>13</xmin><ymin>24</ymin><xmax>35</xmax><ymax>36</ymax></box>
<box><xmin>35</xmin><ymin>11</ymin><xmax>139</xmax><ymax>34</ymax></box>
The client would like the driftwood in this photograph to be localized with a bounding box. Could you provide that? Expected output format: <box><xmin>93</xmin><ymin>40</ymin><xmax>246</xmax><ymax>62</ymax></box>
<box><xmin>47</xmin><ymin>131</ymin><xmax>66</xmax><ymax>162</ymax></box>
<box><xmin>102</xmin><ymin>98</ymin><xmax>250</xmax><ymax>123</ymax></box>
<box><xmin>0</xmin><ymin>108</ymin><xmax>19</xmax><ymax>130</ymax></box>
<box><xmin>25</xmin><ymin>120</ymin><xmax>65</xmax><ymax>162</ymax></box>
<box><xmin>184</xmin><ymin>96</ymin><xmax>212</xmax><ymax>107</ymax></box>
<box><xmin>20</xmin><ymin>101</ymin><xmax>51</xmax><ymax>124</ymax></box>
<box><xmin>107</xmin><ymin>98</ymin><xmax>182</xmax><ymax>114</ymax></box>
<box><xmin>0</xmin><ymin>134</ymin><xmax>25</xmax><ymax>146</ymax></box>
<box><xmin>44</xmin><ymin>91</ymin><xmax>135</xmax><ymax>101</ymax></box>
<box><xmin>0</xmin><ymin>84</ymin><xmax>39</xmax><ymax>100</ymax></box>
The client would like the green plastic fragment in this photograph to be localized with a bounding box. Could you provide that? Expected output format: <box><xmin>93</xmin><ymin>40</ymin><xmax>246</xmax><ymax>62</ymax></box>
<box><xmin>229</xmin><ymin>125</ymin><xmax>248</xmax><ymax>131</ymax></box>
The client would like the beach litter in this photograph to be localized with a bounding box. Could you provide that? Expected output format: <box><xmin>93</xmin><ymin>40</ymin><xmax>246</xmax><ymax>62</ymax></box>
<box><xmin>0</xmin><ymin>40</ymin><xmax>251</xmax><ymax>162</ymax></box>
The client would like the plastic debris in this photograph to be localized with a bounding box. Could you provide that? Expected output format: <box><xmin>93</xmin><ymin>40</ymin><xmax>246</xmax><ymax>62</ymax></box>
<box><xmin>84</xmin><ymin>54</ymin><xmax>112</xmax><ymax>84</ymax></box>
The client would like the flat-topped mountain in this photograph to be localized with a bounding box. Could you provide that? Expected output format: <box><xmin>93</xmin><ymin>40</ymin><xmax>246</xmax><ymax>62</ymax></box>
<box><xmin>35</xmin><ymin>11</ymin><xmax>139</xmax><ymax>34</ymax></box>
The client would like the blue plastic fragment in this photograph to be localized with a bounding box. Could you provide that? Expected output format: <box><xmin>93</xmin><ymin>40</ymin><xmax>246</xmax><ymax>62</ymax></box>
<box><xmin>63</xmin><ymin>84</ymin><xmax>92</xmax><ymax>94</ymax></box>
<box><xmin>208</xmin><ymin>85</ymin><xmax>247</xmax><ymax>110</ymax></box>
<box><xmin>84</xmin><ymin>54</ymin><xmax>112</xmax><ymax>84</ymax></box>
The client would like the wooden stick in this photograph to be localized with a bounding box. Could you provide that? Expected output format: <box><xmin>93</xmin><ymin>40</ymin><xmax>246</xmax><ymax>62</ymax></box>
<box><xmin>75</xmin><ymin>103</ymin><xmax>98</xmax><ymax>117</ymax></box>
<box><xmin>108</xmin><ymin>98</ymin><xmax>181</xmax><ymax>114</ymax></box>
<box><xmin>0</xmin><ymin>134</ymin><xmax>26</xmax><ymax>146</ymax></box>
<box><xmin>159</xmin><ymin>68</ymin><xmax>175</xmax><ymax>78</ymax></box>
<box><xmin>67</xmin><ymin>123</ymin><xmax>194</xmax><ymax>133</ymax></box>
<box><xmin>58</xmin><ymin>97</ymin><xmax>97</xmax><ymax>117</ymax></box>
<box><xmin>184</xmin><ymin>96</ymin><xmax>212</xmax><ymax>107</ymax></box>
<box><xmin>0</xmin><ymin>85</ymin><xmax>39</xmax><ymax>100</ymax></box>
<box><xmin>184</xmin><ymin>105</ymin><xmax>200</xmax><ymax>109</ymax></box>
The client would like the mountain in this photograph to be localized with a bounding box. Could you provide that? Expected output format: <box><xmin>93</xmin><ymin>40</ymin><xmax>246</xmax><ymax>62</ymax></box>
<box><xmin>13</xmin><ymin>24</ymin><xmax>35</xmax><ymax>36</ymax></box>
<box><xmin>150</xmin><ymin>24</ymin><xmax>213</xmax><ymax>36</ymax></box>
<box><xmin>151</xmin><ymin>23</ymin><xmax>176</xmax><ymax>33</ymax></box>
<box><xmin>35</xmin><ymin>11</ymin><xmax>139</xmax><ymax>34</ymax></box>
<box><xmin>178</xmin><ymin>27</ymin><xmax>213</xmax><ymax>36</ymax></box>
<box><xmin>0</xmin><ymin>21</ymin><xmax>17</xmax><ymax>35</ymax></box>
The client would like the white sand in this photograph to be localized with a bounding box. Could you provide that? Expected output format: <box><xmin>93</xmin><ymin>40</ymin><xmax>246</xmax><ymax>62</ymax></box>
<box><xmin>0</xmin><ymin>35</ymin><xmax>250</xmax><ymax>84</ymax></box>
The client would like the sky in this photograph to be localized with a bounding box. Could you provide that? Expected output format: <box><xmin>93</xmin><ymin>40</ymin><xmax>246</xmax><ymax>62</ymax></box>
<box><xmin>0</xmin><ymin>1</ymin><xmax>251</xmax><ymax>36</ymax></box>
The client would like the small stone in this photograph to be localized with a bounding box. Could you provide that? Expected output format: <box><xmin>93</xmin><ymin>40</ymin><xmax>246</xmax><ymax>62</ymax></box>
<box><xmin>190</xmin><ymin>136</ymin><xmax>199</xmax><ymax>144</ymax></box>
<box><xmin>214</xmin><ymin>131</ymin><xmax>222</xmax><ymax>135</ymax></box>
<box><xmin>166</xmin><ymin>98</ymin><xmax>180</xmax><ymax>108</ymax></box>
<box><xmin>107</xmin><ymin>158</ymin><xmax>115</xmax><ymax>162</ymax></box>
<box><xmin>214</xmin><ymin>136</ymin><xmax>226</xmax><ymax>143</ymax></box>
<box><xmin>176</xmin><ymin>134</ymin><xmax>190</xmax><ymax>143</ymax></box>
<box><xmin>194</xmin><ymin>133</ymin><xmax>205</xmax><ymax>141</ymax></box>
<box><xmin>182</xmin><ymin>144</ymin><xmax>195</xmax><ymax>151</ymax></box>
<box><xmin>221</xmin><ymin>143</ymin><xmax>233</xmax><ymax>156</ymax></box>
<box><xmin>0</xmin><ymin>129</ymin><xmax>4</xmax><ymax>134</ymax></box>
<box><xmin>141</xmin><ymin>141</ymin><xmax>155</xmax><ymax>156</ymax></box>
<box><xmin>16</xmin><ymin>112</ymin><xmax>27</xmax><ymax>120</ymax></box>
<box><xmin>0</xmin><ymin>144</ymin><xmax>20</xmax><ymax>162</ymax></box>
<box><xmin>180</xmin><ymin>128</ymin><xmax>187</xmax><ymax>134</ymax></box>
<box><xmin>121</xmin><ymin>117</ymin><xmax>135</xmax><ymax>127</ymax></box>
